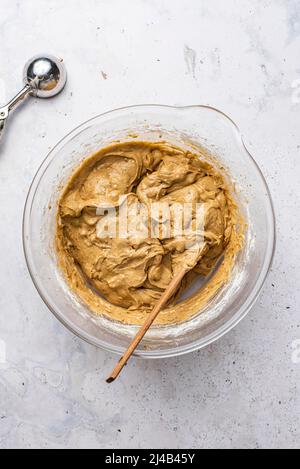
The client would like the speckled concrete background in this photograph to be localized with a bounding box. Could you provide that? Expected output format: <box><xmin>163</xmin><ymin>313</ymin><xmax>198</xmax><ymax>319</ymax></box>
<box><xmin>0</xmin><ymin>0</ymin><xmax>299</xmax><ymax>449</ymax></box>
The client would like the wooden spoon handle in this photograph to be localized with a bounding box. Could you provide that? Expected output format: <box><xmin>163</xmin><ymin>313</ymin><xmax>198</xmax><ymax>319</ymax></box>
<box><xmin>106</xmin><ymin>268</ymin><xmax>187</xmax><ymax>383</ymax></box>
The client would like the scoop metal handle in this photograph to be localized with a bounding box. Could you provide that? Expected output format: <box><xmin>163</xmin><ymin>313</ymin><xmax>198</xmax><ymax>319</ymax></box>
<box><xmin>0</xmin><ymin>85</ymin><xmax>31</xmax><ymax>140</ymax></box>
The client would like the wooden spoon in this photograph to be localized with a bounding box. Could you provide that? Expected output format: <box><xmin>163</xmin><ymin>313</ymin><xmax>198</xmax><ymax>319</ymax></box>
<box><xmin>106</xmin><ymin>268</ymin><xmax>188</xmax><ymax>383</ymax></box>
<box><xmin>106</xmin><ymin>241</ymin><xmax>206</xmax><ymax>383</ymax></box>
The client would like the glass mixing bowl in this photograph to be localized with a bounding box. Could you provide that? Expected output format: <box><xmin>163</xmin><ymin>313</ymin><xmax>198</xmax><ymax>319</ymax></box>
<box><xmin>23</xmin><ymin>105</ymin><xmax>275</xmax><ymax>358</ymax></box>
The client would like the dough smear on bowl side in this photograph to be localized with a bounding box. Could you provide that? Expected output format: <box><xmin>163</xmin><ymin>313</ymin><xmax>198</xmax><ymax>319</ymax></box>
<box><xmin>56</xmin><ymin>140</ymin><xmax>245</xmax><ymax>326</ymax></box>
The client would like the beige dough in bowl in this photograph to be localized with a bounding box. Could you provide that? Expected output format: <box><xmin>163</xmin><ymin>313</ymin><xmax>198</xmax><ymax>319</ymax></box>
<box><xmin>56</xmin><ymin>140</ymin><xmax>245</xmax><ymax>326</ymax></box>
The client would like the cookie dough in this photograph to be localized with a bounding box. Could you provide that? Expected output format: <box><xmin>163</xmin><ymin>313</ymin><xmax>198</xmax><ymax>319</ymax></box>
<box><xmin>56</xmin><ymin>141</ymin><xmax>244</xmax><ymax>325</ymax></box>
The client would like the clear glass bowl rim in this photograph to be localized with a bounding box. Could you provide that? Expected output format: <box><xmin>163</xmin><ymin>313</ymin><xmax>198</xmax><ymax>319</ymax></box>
<box><xmin>23</xmin><ymin>103</ymin><xmax>276</xmax><ymax>358</ymax></box>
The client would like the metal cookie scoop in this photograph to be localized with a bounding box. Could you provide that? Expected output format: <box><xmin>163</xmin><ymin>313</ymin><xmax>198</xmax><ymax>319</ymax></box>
<box><xmin>0</xmin><ymin>54</ymin><xmax>67</xmax><ymax>141</ymax></box>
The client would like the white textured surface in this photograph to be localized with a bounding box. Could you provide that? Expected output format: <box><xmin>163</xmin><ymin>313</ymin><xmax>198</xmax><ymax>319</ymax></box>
<box><xmin>0</xmin><ymin>0</ymin><xmax>299</xmax><ymax>449</ymax></box>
